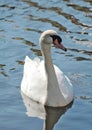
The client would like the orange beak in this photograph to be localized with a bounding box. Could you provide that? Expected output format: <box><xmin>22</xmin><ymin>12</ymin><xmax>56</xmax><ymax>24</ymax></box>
<box><xmin>54</xmin><ymin>39</ymin><xmax>67</xmax><ymax>51</ymax></box>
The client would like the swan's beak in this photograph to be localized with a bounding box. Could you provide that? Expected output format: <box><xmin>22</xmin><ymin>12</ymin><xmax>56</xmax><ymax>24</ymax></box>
<box><xmin>54</xmin><ymin>39</ymin><xmax>67</xmax><ymax>51</ymax></box>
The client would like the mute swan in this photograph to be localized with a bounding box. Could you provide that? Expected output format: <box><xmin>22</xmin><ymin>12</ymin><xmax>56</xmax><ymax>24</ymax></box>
<box><xmin>21</xmin><ymin>30</ymin><xmax>74</xmax><ymax>107</ymax></box>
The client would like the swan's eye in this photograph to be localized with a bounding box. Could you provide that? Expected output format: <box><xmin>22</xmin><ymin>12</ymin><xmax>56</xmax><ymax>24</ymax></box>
<box><xmin>50</xmin><ymin>35</ymin><xmax>62</xmax><ymax>44</ymax></box>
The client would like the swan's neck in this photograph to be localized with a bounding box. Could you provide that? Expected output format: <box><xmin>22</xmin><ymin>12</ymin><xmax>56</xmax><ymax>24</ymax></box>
<box><xmin>41</xmin><ymin>43</ymin><xmax>65</xmax><ymax>106</ymax></box>
<box><xmin>41</xmin><ymin>44</ymin><xmax>58</xmax><ymax>87</ymax></box>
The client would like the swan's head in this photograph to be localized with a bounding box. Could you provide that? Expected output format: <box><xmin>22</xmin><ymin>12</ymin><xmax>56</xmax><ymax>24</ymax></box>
<box><xmin>39</xmin><ymin>30</ymin><xmax>67</xmax><ymax>51</ymax></box>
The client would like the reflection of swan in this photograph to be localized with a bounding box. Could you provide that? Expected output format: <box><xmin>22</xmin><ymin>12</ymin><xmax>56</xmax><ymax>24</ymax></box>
<box><xmin>21</xmin><ymin>92</ymin><xmax>73</xmax><ymax>130</ymax></box>
<box><xmin>21</xmin><ymin>92</ymin><xmax>46</xmax><ymax>119</ymax></box>
<box><xmin>21</xmin><ymin>30</ymin><xmax>74</xmax><ymax>107</ymax></box>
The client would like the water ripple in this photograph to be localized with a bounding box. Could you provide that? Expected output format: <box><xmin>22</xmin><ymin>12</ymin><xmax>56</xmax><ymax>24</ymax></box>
<box><xmin>22</xmin><ymin>0</ymin><xmax>92</xmax><ymax>29</ymax></box>
<box><xmin>12</xmin><ymin>37</ymin><xmax>36</xmax><ymax>46</ymax></box>
<box><xmin>69</xmin><ymin>48</ymin><xmax>92</xmax><ymax>56</ymax></box>
<box><xmin>67</xmin><ymin>3</ymin><xmax>92</xmax><ymax>13</ymax></box>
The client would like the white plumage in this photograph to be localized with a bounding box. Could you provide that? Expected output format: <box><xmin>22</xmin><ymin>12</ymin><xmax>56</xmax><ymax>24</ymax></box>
<box><xmin>21</xmin><ymin>30</ymin><xmax>74</xmax><ymax>107</ymax></box>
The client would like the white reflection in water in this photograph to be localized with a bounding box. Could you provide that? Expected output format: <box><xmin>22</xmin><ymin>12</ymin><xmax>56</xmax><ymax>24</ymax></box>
<box><xmin>21</xmin><ymin>92</ymin><xmax>73</xmax><ymax>130</ymax></box>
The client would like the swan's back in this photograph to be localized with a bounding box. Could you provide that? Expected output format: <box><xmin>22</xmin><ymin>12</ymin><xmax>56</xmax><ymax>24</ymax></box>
<box><xmin>21</xmin><ymin>56</ymin><xmax>47</xmax><ymax>104</ymax></box>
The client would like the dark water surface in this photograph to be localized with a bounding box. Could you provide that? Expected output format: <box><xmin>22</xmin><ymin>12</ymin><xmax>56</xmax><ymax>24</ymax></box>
<box><xmin>0</xmin><ymin>0</ymin><xmax>92</xmax><ymax>130</ymax></box>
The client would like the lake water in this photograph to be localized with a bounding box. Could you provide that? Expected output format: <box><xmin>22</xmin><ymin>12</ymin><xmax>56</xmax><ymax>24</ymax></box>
<box><xmin>0</xmin><ymin>0</ymin><xmax>92</xmax><ymax>130</ymax></box>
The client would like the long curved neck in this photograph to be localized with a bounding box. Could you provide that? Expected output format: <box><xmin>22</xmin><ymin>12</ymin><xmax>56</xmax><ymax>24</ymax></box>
<box><xmin>41</xmin><ymin>43</ymin><xmax>65</xmax><ymax>106</ymax></box>
<box><xmin>41</xmin><ymin>43</ymin><xmax>58</xmax><ymax>87</ymax></box>
<box><xmin>42</xmin><ymin>45</ymin><xmax>57</xmax><ymax>83</ymax></box>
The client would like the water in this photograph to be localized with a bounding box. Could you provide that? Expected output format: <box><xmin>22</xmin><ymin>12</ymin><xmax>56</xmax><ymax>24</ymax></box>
<box><xmin>0</xmin><ymin>0</ymin><xmax>92</xmax><ymax>129</ymax></box>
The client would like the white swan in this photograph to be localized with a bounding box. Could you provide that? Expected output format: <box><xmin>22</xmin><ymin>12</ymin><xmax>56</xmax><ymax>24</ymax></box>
<box><xmin>21</xmin><ymin>30</ymin><xmax>74</xmax><ymax>107</ymax></box>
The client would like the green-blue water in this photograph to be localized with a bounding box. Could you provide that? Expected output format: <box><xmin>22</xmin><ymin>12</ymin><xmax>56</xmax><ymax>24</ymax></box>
<box><xmin>0</xmin><ymin>0</ymin><xmax>92</xmax><ymax>130</ymax></box>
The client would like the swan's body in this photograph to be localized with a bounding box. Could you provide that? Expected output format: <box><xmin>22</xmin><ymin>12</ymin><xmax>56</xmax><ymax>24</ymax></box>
<box><xmin>21</xmin><ymin>30</ymin><xmax>74</xmax><ymax>107</ymax></box>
